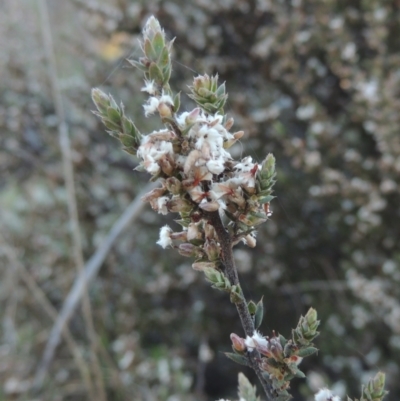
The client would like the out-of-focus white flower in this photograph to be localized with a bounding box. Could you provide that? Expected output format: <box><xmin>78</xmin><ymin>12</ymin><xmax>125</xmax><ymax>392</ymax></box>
<box><xmin>245</xmin><ymin>330</ymin><xmax>269</xmax><ymax>351</ymax></box>
<box><xmin>206</xmin><ymin>159</ymin><xmax>225</xmax><ymax>174</ymax></box>
<box><xmin>143</xmin><ymin>93</ymin><xmax>174</xmax><ymax>117</ymax></box>
<box><xmin>159</xmin><ymin>93</ymin><xmax>174</xmax><ymax>106</ymax></box>
<box><xmin>252</xmin><ymin>330</ymin><xmax>269</xmax><ymax>348</ymax></box>
<box><xmin>141</xmin><ymin>79</ymin><xmax>156</xmax><ymax>95</ymax></box>
<box><xmin>314</xmin><ymin>388</ymin><xmax>341</xmax><ymax>401</ymax></box>
<box><xmin>157</xmin><ymin>196</ymin><xmax>169</xmax><ymax>215</ymax></box>
<box><xmin>157</xmin><ymin>225</ymin><xmax>173</xmax><ymax>248</ymax></box>
<box><xmin>138</xmin><ymin>137</ymin><xmax>174</xmax><ymax>175</ymax></box>
<box><xmin>143</xmin><ymin>97</ymin><xmax>160</xmax><ymax>116</ymax></box>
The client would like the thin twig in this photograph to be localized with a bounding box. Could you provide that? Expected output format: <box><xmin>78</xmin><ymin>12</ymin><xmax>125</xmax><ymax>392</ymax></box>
<box><xmin>205</xmin><ymin>210</ymin><xmax>275</xmax><ymax>401</ymax></box>
<box><xmin>34</xmin><ymin>181</ymin><xmax>157</xmax><ymax>387</ymax></box>
<box><xmin>37</xmin><ymin>0</ymin><xmax>106</xmax><ymax>399</ymax></box>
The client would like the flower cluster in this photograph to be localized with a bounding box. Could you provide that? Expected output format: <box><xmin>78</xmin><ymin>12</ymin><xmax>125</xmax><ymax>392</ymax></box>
<box><xmin>91</xmin><ymin>15</ymin><xmax>389</xmax><ymax>401</ymax></box>
<box><xmin>228</xmin><ymin>308</ymin><xmax>320</xmax><ymax>400</ymax></box>
<box><xmin>92</xmin><ymin>16</ymin><xmax>276</xmax><ymax>271</ymax></box>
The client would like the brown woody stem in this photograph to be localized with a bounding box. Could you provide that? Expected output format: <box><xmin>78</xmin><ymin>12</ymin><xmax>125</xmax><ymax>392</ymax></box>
<box><xmin>205</xmin><ymin>210</ymin><xmax>275</xmax><ymax>401</ymax></box>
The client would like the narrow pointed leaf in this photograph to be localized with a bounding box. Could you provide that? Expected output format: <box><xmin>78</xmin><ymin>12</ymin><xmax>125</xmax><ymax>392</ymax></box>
<box><xmin>144</xmin><ymin>38</ymin><xmax>157</xmax><ymax>60</ymax></box>
<box><xmin>149</xmin><ymin>62</ymin><xmax>164</xmax><ymax>84</ymax></box>
<box><xmin>158</xmin><ymin>46</ymin><xmax>170</xmax><ymax>67</ymax></box>
<box><xmin>127</xmin><ymin>59</ymin><xmax>147</xmax><ymax>72</ymax></box>
<box><xmin>296</xmin><ymin>347</ymin><xmax>318</xmax><ymax>358</ymax></box>
<box><xmin>107</xmin><ymin>107</ymin><xmax>121</xmax><ymax>124</ymax></box>
<box><xmin>254</xmin><ymin>297</ymin><xmax>264</xmax><ymax>329</ymax></box>
<box><xmin>152</xmin><ymin>31</ymin><xmax>165</xmax><ymax>56</ymax></box>
<box><xmin>225</xmin><ymin>352</ymin><xmax>249</xmax><ymax>366</ymax></box>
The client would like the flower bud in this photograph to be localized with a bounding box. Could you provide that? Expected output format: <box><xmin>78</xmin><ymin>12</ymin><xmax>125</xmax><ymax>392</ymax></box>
<box><xmin>238</xmin><ymin>212</ymin><xmax>268</xmax><ymax>227</ymax></box>
<box><xmin>91</xmin><ymin>88</ymin><xmax>110</xmax><ymax>114</ymax></box>
<box><xmin>165</xmin><ymin>177</ymin><xmax>182</xmax><ymax>194</ymax></box>
<box><xmin>170</xmin><ymin>231</ymin><xmax>188</xmax><ymax>241</ymax></box>
<box><xmin>230</xmin><ymin>333</ymin><xmax>247</xmax><ymax>353</ymax></box>
<box><xmin>204</xmin><ymin>223</ymin><xmax>217</xmax><ymax>240</ymax></box>
<box><xmin>199</xmin><ymin>200</ymin><xmax>220</xmax><ymax>212</ymax></box>
<box><xmin>186</xmin><ymin>107</ymin><xmax>201</xmax><ymax>124</ymax></box>
<box><xmin>243</xmin><ymin>234</ymin><xmax>256</xmax><ymax>248</ymax></box>
<box><xmin>178</xmin><ymin>243</ymin><xmax>197</xmax><ymax>257</ymax></box>
<box><xmin>167</xmin><ymin>197</ymin><xmax>192</xmax><ymax>213</ymax></box>
<box><xmin>192</xmin><ymin>261</ymin><xmax>217</xmax><ymax>271</ymax></box>
<box><xmin>159</xmin><ymin>156</ymin><xmax>174</xmax><ymax>175</ymax></box>
<box><xmin>158</xmin><ymin>102</ymin><xmax>172</xmax><ymax>118</ymax></box>
<box><xmin>204</xmin><ymin>239</ymin><xmax>220</xmax><ymax>261</ymax></box>
<box><xmin>187</xmin><ymin>222</ymin><xmax>202</xmax><ymax>242</ymax></box>
<box><xmin>224</xmin><ymin>117</ymin><xmax>234</xmax><ymax>130</ymax></box>
<box><xmin>141</xmin><ymin>186</ymin><xmax>166</xmax><ymax>202</ymax></box>
<box><xmin>269</xmin><ymin>337</ymin><xmax>284</xmax><ymax>361</ymax></box>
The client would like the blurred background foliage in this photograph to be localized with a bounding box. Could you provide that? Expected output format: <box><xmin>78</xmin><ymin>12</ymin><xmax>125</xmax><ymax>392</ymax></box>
<box><xmin>1</xmin><ymin>0</ymin><xmax>400</xmax><ymax>400</ymax></box>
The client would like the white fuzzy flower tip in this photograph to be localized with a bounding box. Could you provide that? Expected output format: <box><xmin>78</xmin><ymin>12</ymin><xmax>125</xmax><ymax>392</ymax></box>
<box><xmin>143</xmin><ymin>97</ymin><xmax>159</xmax><ymax>117</ymax></box>
<box><xmin>244</xmin><ymin>331</ymin><xmax>268</xmax><ymax>351</ymax></box>
<box><xmin>141</xmin><ymin>80</ymin><xmax>156</xmax><ymax>95</ymax></box>
<box><xmin>315</xmin><ymin>388</ymin><xmax>341</xmax><ymax>401</ymax></box>
<box><xmin>252</xmin><ymin>330</ymin><xmax>269</xmax><ymax>348</ymax></box>
<box><xmin>157</xmin><ymin>225</ymin><xmax>173</xmax><ymax>248</ymax></box>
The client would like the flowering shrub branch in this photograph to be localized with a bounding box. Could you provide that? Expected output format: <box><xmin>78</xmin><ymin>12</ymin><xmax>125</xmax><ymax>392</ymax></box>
<box><xmin>92</xmin><ymin>16</ymin><xmax>388</xmax><ymax>401</ymax></box>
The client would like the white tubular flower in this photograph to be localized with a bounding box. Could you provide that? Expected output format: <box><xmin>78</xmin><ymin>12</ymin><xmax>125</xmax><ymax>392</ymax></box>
<box><xmin>188</xmin><ymin>185</ymin><xmax>206</xmax><ymax>203</ymax></box>
<box><xmin>143</xmin><ymin>97</ymin><xmax>159</xmax><ymax>116</ymax></box>
<box><xmin>176</xmin><ymin>111</ymin><xmax>189</xmax><ymax>127</ymax></box>
<box><xmin>157</xmin><ymin>196</ymin><xmax>169</xmax><ymax>215</ymax></box>
<box><xmin>314</xmin><ymin>388</ymin><xmax>341</xmax><ymax>401</ymax></box>
<box><xmin>244</xmin><ymin>335</ymin><xmax>256</xmax><ymax>351</ymax></box>
<box><xmin>141</xmin><ymin>79</ymin><xmax>156</xmax><ymax>95</ymax></box>
<box><xmin>137</xmin><ymin>137</ymin><xmax>174</xmax><ymax>175</ymax></box>
<box><xmin>159</xmin><ymin>93</ymin><xmax>174</xmax><ymax>106</ymax></box>
<box><xmin>206</xmin><ymin>159</ymin><xmax>225</xmax><ymax>175</ymax></box>
<box><xmin>252</xmin><ymin>330</ymin><xmax>269</xmax><ymax>348</ymax></box>
<box><xmin>235</xmin><ymin>156</ymin><xmax>256</xmax><ymax>172</ymax></box>
<box><xmin>157</xmin><ymin>225</ymin><xmax>173</xmax><ymax>248</ymax></box>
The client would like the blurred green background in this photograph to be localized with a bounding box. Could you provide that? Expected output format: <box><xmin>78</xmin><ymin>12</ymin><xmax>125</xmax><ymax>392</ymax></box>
<box><xmin>1</xmin><ymin>0</ymin><xmax>400</xmax><ymax>400</ymax></box>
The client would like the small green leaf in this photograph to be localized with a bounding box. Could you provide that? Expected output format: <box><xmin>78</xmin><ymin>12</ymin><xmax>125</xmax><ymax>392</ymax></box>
<box><xmin>279</xmin><ymin>334</ymin><xmax>287</xmax><ymax>349</ymax></box>
<box><xmin>275</xmin><ymin>393</ymin><xmax>292</xmax><ymax>401</ymax></box>
<box><xmin>225</xmin><ymin>352</ymin><xmax>249</xmax><ymax>366</ymax></box>
<box><xmin>127</xmin><ymin>59</ymin><xmax>147</xmax><ymax>72</ymax></box>
<box><xmin>162</xmin><ymin>64</ymin><xmax>172</xmax><ymax>84</ymax></box>
<box><xmin>109</xmin><ymin>95</ymin><xmax>119</xmax><ymax>110</ymax></box>
<box><xmin>158</xmin><ymin>46</ymin><xmax>170</xmax><ymax>67</ymax></box>
<box><xmin>119</xmin><ymin>133</ymin><xmax>136</xmax><ymax>148</ymax></box>
<box><xmin>248</xmin><ymin>300</ymin><xmax>257</xmax><ymax>315</ymax></box>
<box><xmin>149</xmin><ymin>62</ymin><xmax>164</xmax><ymax>84</ymax></box>
<box><xmin>144</xmin><ymin>38</ymin><xmax>157</xmax><ymax>60</ymax></box>
<box><xmin>254</xmin><ymin>297</ymin><xmax>264</xmax><ymax>329</ymax></box>
<box><xmin>266</xmin><ymin>358</ymin><xmax>281</xmax><ymax>368</ymax></box>
<box><xmin>204</xmin><ymin>267</ymin><xmax>219</xmax><ymax>283</ymax></box>
<box><xmin>173</xmin><ymin>92</ymin><xmax>181</xmax><ymax>113</ymax></box>
<box><xmin>293</xmin><ymin>369</ymin><xmax>306</xmax><ymax>379</ymax></box>
<box><xmin>152</xmin><ymin>31</ymin><xmax>165</xmax><ymax>56</ymax></box>
<box><xmin>103</xmin><ymin>119</ymin><xmax>121</xmax><ymax>131</ymax></box>
<box><xmin>216</xmin><ymin>82</ymin><xmax>226</xmax><ymax>96</ymax></box>
<box><xmin>259</xmin><ymin>195</ymin><xmax>275</xmax><ymax>204</ymax></box>
<box><xmin>296</xmin><ymin>347</ymin><xmax>318</xmax><ymax>358</ymax></box>
<box><xmin>175</xmin><ymin>218</ymin><xmax>190</xmax><ymax>228</ymax></box>
<box><xmin>122</xmin><ymin>147</ymin><xmax>137</xmax><ymax>155</ymax></box>
<box><xmin>230</xmin><ymin>287</ymin><xmax>243</xmax><ymax>303</ymax></box>
<box><xmin>107</xmin><ymin>107</ymin><xmax>121</xmax><ymax>124</ymax></box>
